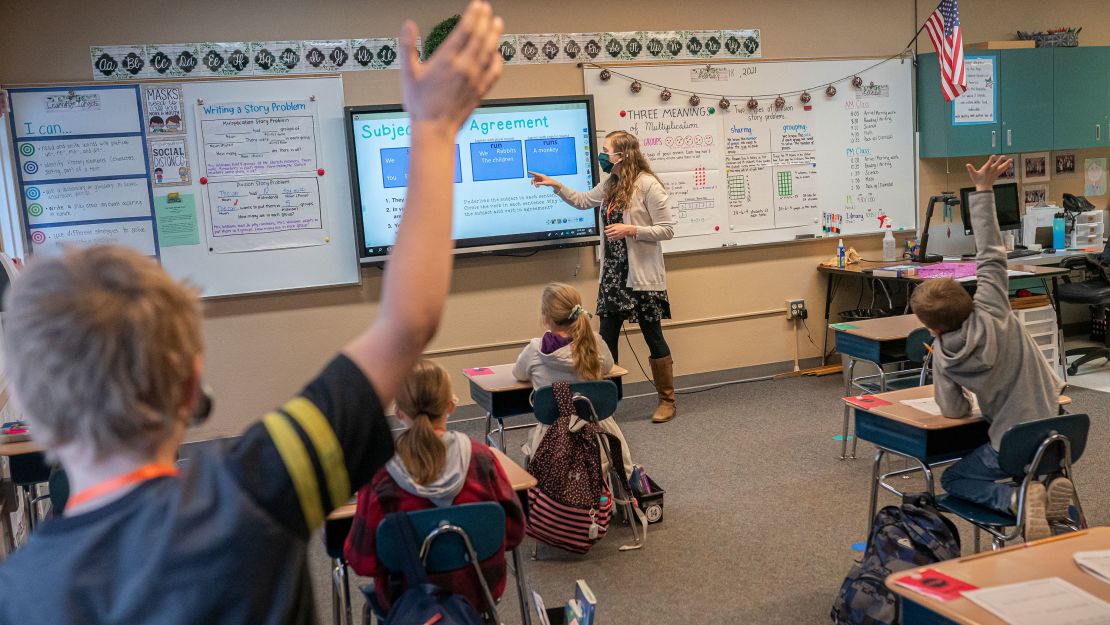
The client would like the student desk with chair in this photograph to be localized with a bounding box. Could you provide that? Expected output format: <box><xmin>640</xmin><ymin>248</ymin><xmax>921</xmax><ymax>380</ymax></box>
<box><xmin>834</xmin><ymin>314</ymin><xmax>928</xmax><ymax>459</ymax></box>
<box><xmin>463</xmin><ymin>363</ymin><xmax>629</xmax><ymax>450</ymax></box>
<box><xmin>843</xmin><ymin>385</ymin><xmax>1071</xmax><ymax>534</ymax></box>
<box><xmin>325</xmin><ymin>448</ymin><xmax>538</xmax><ymax>625</ymax></box>
<box><xmin>888</xmin><ymin>527</ymin><xmax>1110</xmax><ymax>625</ymax></box>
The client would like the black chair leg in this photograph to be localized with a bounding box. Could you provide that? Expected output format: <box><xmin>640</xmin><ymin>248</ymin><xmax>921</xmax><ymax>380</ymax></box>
<box><xmin>1066</xmin><ymin>347</ymin><xmax>1110</xmax><ymax>375</ymax></box>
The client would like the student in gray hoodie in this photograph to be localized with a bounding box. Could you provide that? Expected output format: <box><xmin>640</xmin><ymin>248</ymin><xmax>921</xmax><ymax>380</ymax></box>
<box><xmin>911</xmin><ymin>155</ymin><xmax>1070</xmax><ymax>541</ymax></box>
<box><xmin>514</xmin><ymin>282</ymin><xmax>634</xmax><ymax>478</ymax></box>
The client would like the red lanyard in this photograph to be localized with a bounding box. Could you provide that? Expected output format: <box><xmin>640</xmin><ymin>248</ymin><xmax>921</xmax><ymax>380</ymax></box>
<box><xmin>433</xmin><ymin>427</ymin><xmax>447</xmax><ymax>434</ymax></box>
<box><xmin>66</xmin><ymin>463</ymin><xmax>179</xmax><ymax>509</ymax></box>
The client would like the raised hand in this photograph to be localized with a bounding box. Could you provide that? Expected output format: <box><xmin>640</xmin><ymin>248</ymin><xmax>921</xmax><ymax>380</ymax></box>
<box><xmin>965</xmin><ymin>155</ymin><xmax>1013</xmax><ymax>192</ymax></box>
<box><xmin>399</xmin><ymin>1</ymin><xmax>504</xmax><ymax>132</ymax></box>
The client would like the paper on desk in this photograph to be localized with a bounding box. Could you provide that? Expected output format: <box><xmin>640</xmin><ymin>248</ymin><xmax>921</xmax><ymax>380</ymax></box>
<box><xmin>901</xmin><ymin>394</ymin><xmax>980</xmax><ymax>417</ymax></box>
<box><xmin>963</xmin><ymin>577</ymin><xmax>1110</xmax><ymax>625</ymax></box>
<box><xmin>956</xmin><ymin>269</ymin><xmax>1035</xmax><ymax>283</ymax></box>
<box><xmin>1075</xmin><ymin>550</ymin><xmax>1110</xmax><ymax>585</ymax></box>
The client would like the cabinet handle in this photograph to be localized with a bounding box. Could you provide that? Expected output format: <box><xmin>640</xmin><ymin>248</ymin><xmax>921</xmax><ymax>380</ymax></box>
<box><xmin>992</xmin><ymin>130</ymin><xmax>997</xmax><ymax>148</ymax></box>
<box><xmin>1099</xmin><ymin>124</ymin><xmax>1103</xmax><ymax>141</ymax></box>
<box><xmin>1007</xmin><ymin>129</ymin><xmax>1012</xmax><ymax>147</ymax></box>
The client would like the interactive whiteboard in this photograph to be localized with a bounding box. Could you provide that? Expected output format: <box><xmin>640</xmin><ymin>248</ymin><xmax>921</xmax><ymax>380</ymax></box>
<box><xmin>6</xmin><ymin>76</ymin><xmax>359</xmax><ymax>297</ymax></box>
<box><xmin>584</xmin><ymin>56</ymin><xmax>918</xmax><ymax>253</ymax></box>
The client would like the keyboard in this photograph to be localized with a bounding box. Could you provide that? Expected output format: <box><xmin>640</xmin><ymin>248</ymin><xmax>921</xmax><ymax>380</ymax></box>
<box><xmin>1007</xmin><ymin>249</ymin><xmax>1040</xmax><ymax>259</ymax></box>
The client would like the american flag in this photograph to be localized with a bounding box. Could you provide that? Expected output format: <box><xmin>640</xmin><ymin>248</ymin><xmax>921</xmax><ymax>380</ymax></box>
<box><xmin>924</xmin><ymin>0</ymin><xmax>966</xmax><ymax>101</ymax></box>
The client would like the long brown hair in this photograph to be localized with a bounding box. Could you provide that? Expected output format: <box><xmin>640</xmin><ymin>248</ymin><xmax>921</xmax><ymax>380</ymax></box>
<box><xmin>541</xmin><ymin>282</ymin><xmax>603</xmax><ymax>380</ymax></box>
<box><xmin>602</xmin><ymin>130</ymin><xmax>663</xmax><ymax>218</ymax></box>
<box><xmin>394</xmin><ymin>360</ymin><xmax>453</xmax><ymax>485</ymax></box>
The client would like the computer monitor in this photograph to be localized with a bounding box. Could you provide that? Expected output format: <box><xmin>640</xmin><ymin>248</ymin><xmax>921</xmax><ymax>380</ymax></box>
<box><xmin>960</xmin><ymin>183</ymin><xmax>1022</xmax><ymax>235</ymax></box>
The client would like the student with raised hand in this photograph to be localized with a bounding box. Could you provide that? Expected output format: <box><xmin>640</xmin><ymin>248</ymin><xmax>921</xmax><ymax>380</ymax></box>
<box><xmin>0</xmin><ymin>3</ymin><xmax>504</xmax><ymax>624</ymax></box>
<box><xmin>911</xmin><ymin>155</ymin><xmax>1069</xmax><ymax>542</ymax></box>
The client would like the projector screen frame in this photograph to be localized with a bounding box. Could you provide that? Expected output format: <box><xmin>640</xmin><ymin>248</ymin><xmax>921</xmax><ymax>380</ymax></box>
<box><xmin>345</xmin><ymin>95</ymin><xmax>602</xmax><ymax>266</ymax></box>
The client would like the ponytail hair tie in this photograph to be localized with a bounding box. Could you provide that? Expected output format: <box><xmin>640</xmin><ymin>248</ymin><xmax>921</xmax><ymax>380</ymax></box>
<box><xmin>567</xmin><ymin>304</ymin><xmax>591</xmax><ymax>322</ymax></box>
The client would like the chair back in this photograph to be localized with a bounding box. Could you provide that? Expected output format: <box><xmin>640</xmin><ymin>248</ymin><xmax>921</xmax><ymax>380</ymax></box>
<box><xmin>376</xmin><ymin>502</ymin><xmax>504</xmax><ymax>574</ymax></box>
<box><xmin>531</xmin><ymin>380</ymin><xmax>619</xmax><ymax>426</ymax></box>
<box><xmin>997</xmin><ymin>413</ymin><xmax>1089</xmax><ymax>479</ymax></box>
<box><xmin>905</xmin><ymin>327</ymin><xmax>933</xmax><ymax>365</ymax></box>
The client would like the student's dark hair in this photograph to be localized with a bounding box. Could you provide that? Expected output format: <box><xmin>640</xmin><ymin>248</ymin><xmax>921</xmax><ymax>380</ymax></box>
<box><xmin>394</xmin><ymin>359</ymin><xmax>453</xmax><ymax>485</ymax></box>
<box><xmin>911</xmin><ymin>278</ymin><xmax>974</xmax><ymax>334</ymax></box>
<box><xmin>541</xmin><ymin>282</ymin><xmax>603</xmax><ymax>380</ymax></box>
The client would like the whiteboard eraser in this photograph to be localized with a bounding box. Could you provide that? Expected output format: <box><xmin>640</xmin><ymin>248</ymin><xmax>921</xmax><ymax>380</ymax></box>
<box><xmin>794</xmin><ymin>234</ymin><xmax>817</xmax><ymax>239</ymax></box>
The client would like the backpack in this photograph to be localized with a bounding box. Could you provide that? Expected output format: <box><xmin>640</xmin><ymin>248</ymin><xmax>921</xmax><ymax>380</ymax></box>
<box><xmin>383</xmin><ymin>512</ymin><xmax>488</xmax><ymax>625</ymax></box>
<box><xmin>526</xmin><ymin>382</ymin><xmax>617</xmax><ymax>554</ymax></box>
<box><xmin>831</xmin><ymin>493</ymin><xmax>961</xmax><ymax>625</ymax></box>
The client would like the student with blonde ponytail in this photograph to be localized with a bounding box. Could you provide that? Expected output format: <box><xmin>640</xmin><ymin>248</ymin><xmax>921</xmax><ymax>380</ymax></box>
<box><xmin>514</xmin><ymin>283</ymin><xmax>634</xmax><ymax>478</ymax></box>
<box><xmin>530</xmin><ymin>130</ymin><xmax>678</xmax><ymax>423</ymax></box>
<box><xmin>345</xmin><ymin>360</ymin><xmax>524</xmax><ymax>614</ymax></box>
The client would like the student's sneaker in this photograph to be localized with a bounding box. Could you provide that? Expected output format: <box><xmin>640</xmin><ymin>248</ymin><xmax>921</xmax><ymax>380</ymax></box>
<box><xmin>1046</xmin><ymin>477</ymin><xmax>1074</xmax><ymax>524</ymax></box>
<box><xmin>1023</xmin><ymin>481</ymin><xmax>1051</xmax><ymax>542</ymax></box>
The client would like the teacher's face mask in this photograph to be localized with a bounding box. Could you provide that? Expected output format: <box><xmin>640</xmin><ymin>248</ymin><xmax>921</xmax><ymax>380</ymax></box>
<box><xmin>598</xmin><ymin>151</ymin><xmax>621</xmax><ymax>174</ymax></box>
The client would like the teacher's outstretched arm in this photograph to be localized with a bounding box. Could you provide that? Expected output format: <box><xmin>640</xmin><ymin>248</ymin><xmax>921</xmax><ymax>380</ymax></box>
<box><xmin>530</xmin><ymin>170</ymin><xmax>606</xmax><ymax>209</ymax></box>
<box><xmin>343</xmin><ymin>1</ymin><xmax>503</xmax><ymax>408</ymax></box>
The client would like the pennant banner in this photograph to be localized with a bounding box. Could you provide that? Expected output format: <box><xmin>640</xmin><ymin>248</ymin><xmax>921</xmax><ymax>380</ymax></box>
<box><xmin>90</xmin><ymin>30</ymin><xmax>759</xmax><ymax>80</ymax></box>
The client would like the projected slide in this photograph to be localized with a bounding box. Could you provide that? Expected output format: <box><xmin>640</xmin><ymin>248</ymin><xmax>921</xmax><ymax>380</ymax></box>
<box><xmin>349</xmin><ymin>100</ymin><xmax>597</xmax><ymax>259</ymax></box>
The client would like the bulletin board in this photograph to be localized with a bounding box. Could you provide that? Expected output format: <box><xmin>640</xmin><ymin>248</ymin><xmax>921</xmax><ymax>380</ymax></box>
<box><xmin>4</xmin><ymin>75</ymin><xmax>360</xmax><ymax>297</ymax></box>
<box><xmin>584</xmin><ymin>56</ymin><xmax>918</xmax><ymax>253</ymax></box>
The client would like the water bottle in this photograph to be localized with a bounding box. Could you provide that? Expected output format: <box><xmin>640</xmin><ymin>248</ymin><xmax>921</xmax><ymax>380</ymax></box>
<box><xmin>882</xmin><ymin>224</ymin><xmax>896</xmax><ymax>261</ymax></box>
<box><xmin>837</xmin><ymin>238</ymin><xmax>846</xmax><ymax>268</ymax></box>
<box><xmin>1053</xmin><ymin>214</ymin><xmax>1066</xmax><ymax>249</ymax></box>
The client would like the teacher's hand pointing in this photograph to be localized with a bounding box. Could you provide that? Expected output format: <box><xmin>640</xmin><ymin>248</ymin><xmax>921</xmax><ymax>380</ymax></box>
<box><xmin>529</xmin><ymin>171</ymin><xmax>561</xmax><ymax>191</ymax></box>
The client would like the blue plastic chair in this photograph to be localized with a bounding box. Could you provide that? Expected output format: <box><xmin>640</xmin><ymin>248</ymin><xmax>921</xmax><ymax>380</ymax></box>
<box><xmin>937</xmin><ymin>413</ymin><xmax>1089</xmax><ymax>551</ymax></box>
<box><xmin>531</xmin><ymin>380</ymin><xmax>619</xmax><ymax>426</ymax></box>
<box><xmin>363</xmin><ymin>502</ymin><xmax>507</xmax><ymax>625</ymax></box>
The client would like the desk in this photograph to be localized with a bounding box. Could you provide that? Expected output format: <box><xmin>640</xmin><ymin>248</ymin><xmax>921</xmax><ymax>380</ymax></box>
<box><xmin>888</xmin><ymin>527</ymin><xmax>1110</xmax><ymax>625</ymax></box>
<box><xmin>818</xmin><ymin>260</ymin><xmax>1070</xmax><ymax>367</ymax></box>
<box><xmin>464</xmin><ymin>364</ymin><xmax>628</xmax><ymax>450</ymax></box>
<box><xmin>846</xmin><ymin>386</ymin><xmax>1071</xmax><ymax>532</ymax></box>
<box><xmin>834</xmin><ymin>315</ymin><xmax>926</xmax><ymax>459</ymax></box>
<box><xmin>325</xmin><ymin>447</ymin><xmax>537</xmax><ymax>625</ymax></box>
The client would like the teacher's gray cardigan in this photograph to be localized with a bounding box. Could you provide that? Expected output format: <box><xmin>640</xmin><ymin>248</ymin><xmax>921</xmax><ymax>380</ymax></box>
<box><xmin>556</xmin><ymin>173</ymin><xmax>674</xmax><ymax>291</ymax></box>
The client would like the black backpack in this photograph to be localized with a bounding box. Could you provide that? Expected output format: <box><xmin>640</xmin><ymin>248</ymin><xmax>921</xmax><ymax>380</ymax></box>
<box><xmin>831</xmin><ymin>493</ymin><xmax>961</xmax><ymax>625</ymax></box>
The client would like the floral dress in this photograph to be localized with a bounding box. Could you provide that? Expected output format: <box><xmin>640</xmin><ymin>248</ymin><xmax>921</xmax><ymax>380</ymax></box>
<box><xmin>596</xmin><ymin>203</ymin><xmax>671</xmax><ymax>323</ymax></box>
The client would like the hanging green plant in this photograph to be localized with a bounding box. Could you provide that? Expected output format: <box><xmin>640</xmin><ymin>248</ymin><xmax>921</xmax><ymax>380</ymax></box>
<box><xmin>424</xmin><ymin>15</ymin><xmax>461</xmax><ymax>58</ymax></box>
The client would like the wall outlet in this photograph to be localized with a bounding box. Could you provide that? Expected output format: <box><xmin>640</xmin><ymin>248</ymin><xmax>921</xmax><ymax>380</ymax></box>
<box><xmin>786</xmin><ymin>299</ymin><xmax>807</xmax><ymax>320</ymax></box>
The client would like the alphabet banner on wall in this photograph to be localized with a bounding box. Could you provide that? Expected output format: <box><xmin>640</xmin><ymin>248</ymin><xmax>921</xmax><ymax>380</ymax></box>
<box><xmin>89</xmin><ymin>29</ymin><xmax>759</xmax><ymax>80</ymax></box>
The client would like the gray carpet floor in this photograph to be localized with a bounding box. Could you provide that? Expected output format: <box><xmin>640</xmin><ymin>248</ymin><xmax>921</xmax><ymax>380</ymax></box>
<box><xmin>307</xmin><ymin>373</ymin><xmax>1110</xmax><ymax>625</ymax></box>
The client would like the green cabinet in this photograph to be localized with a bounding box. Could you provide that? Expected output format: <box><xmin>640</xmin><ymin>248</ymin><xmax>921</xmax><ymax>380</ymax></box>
<box><xmin>999</xmin><ymin>49</ymin><xmax>1054</xmax><ymax>152</ymax></box>
<box><xmin>917</xmin><ymin>51</ymin><xmax>1000</xmax><ymax>157</ymax></box>
<box><xmin>918</xmin><ymin>45</ymin><xmax>1110</xmax><ymax>156</ymax></box>
<box><xmin>1053</xmin><ymin>47</ymin><xmax>1108</xmax><ymax>149</ymax></box>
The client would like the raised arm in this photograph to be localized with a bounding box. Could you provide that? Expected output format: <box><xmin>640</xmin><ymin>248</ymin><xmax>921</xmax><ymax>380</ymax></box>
<box><xmin>965</xmin><ymin>156</ymin><xmax>1012</xmax><ymax>315</ymax></box>
<box><xmin>633</xmin><ymin>176</ymin><xmax>674</xmax><ymax>242</ymax></box>
<box><xmin>343</xmin><ymin>2</ymin><xmax>504</xmax><ymax>407</ymax></box>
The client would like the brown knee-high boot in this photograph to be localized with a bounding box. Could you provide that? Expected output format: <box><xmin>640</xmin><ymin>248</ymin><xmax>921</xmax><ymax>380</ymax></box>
<box><xmin>649</xmin><ymin>355</ymin><xmax>676</xmax><ymax>423</ymax></box>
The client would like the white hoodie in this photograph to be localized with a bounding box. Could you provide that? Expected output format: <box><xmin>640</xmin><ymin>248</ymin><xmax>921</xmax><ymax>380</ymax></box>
<box><xmin>385</xmin><ymin>430</ymin><xmax>473</xmax><ymax>508</ymax></box>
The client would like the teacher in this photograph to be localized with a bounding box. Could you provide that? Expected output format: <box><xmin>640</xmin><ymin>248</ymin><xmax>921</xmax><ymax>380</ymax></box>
<box><xmin>529</xmin><ymin>130</ymin><xmax>677</xmax><ymax>423</ymax></box>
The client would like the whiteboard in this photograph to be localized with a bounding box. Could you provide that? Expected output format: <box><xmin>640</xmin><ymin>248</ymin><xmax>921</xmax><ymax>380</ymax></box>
<box><xmin>583</xmin><ymin>57</ymin><xmax>917</xmax><ymax>253</ymax></box>
<box><xmin>5</xmin><ymin>76</ymin><xmax>359</xmax><ymax>297</ymax></box>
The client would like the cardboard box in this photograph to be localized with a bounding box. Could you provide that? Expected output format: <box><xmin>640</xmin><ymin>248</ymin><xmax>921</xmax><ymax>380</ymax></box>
<box><xmin>969</xmin><ymin>40</ymin><xmax>1036</xmax><ymax>49</ymax></box>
